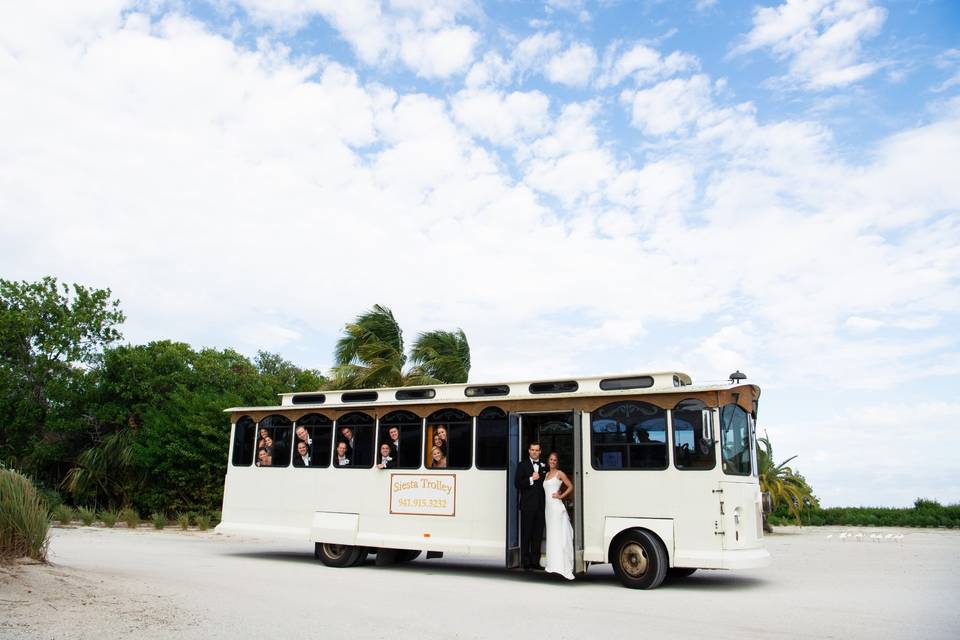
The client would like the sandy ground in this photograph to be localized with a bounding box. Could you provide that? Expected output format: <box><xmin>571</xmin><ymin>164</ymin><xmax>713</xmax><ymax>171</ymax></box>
<box><xmin>1</xmin><ymin>525</ymin><xmax>958</xmax><ymax>639</ymax></box>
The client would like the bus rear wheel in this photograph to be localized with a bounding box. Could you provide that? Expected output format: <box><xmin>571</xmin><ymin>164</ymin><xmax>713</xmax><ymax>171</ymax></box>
<box><xmin>611</xmin><ymin>530</ymin><xmax>667</xmax><ymax>590</ymax></box>
<box><xmin>315</xmin><ymin>542</ymin><xmax>362</xmax><ymax>568</ymax></box>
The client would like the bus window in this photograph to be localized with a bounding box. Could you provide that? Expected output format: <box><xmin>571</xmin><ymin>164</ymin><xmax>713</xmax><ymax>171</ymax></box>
<box><xmin>334</xmin><ymin>412</ymin><xmax>375</xmax><ymax>468</ymax></box>
<box><xmin>591</xmin><ymin>401</ymin><xmax>668</xmax><ymax>470</ymax></box>
<box><xmin>720</xmin><ymin>404</ymin><xmax>751</xmax><ymax>475</ymax></box>
<box><xmin>257</xmin><ymin>415</ymin><xmax>293</xmax><ymax>467</ymax></box>
<box><xmin>379</xmin><ymin>410</ymin><xmax>423</xmax><ymax>469</ymax></box>
<box><xmin>672</xmin><ymin>399</ymin><xmax>715</xmax><ymax>470</ymax></box>
<box><xmin>294</xmin><ymin>414</ymin><xmax>333</xmax><ymax>468</ymax></box>
<box><xmin>232</xmin><ymin>416</ymin><xmax>256</xmax><ymax>466</ymax></box>
<box><xmin>476</xmin><ymin>406</ymin><xmax>508</xmax><ymax>470</ymax></box>
<box><xmin>426</xmin><ymin>409</ymin><xmax>471</xmax><ymax>469</ymax></box>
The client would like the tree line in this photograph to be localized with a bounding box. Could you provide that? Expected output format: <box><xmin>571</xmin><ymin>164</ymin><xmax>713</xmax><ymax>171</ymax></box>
<box><xmin>0</xmin><ymin>278</ymin><xmax>470</xmax><ymax>516</ymax></box>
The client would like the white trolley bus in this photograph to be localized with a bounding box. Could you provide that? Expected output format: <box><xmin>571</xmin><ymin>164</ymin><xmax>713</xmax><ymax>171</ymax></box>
<box><xmin>218</xmin><ymin>371</ymin><xmax>769</xmax><ymax>589</ymax></box>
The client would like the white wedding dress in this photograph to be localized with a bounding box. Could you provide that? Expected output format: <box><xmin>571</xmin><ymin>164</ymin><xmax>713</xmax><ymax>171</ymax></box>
<box><xmin>543</xmin><ymin>475</ymin><xmax>575</xmax><ymax>580</ymax></box>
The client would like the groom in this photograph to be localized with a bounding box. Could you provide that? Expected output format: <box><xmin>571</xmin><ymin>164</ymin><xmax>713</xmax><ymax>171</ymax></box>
<box><xmin>514</xmin><ymin>442</ymin><xmax>546</xmax><ymax>570</ymax></box>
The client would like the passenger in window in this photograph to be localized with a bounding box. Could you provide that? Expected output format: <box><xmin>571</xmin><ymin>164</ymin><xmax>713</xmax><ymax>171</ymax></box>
<box><xmin>338</xmin><ymin>427</ymin><xmax>356</xmax><ymax>456</ymax></box>
<box><xmin>334</xmin><ymin>441</ymin><xmax>350</xmax><ymax>467</ymax></box>
<box><xmin>432</xmin><ymin>432</ymin><xmax>447</xmax><ymax>457</ymax></box>
<box><xmin>293</xmin><ymin>441</ymin><xmax>312</xmax><ymax>467</ymax></box>
<box><xmin>387</xmin><ymin>427</ymin><xmax>401</xmax><ymax>458</ymax></box>
<box><xmin>256</xmin><ymin>449</ymin><xmax>272</xmax><ymax>467</ymax></box>
<box><xmin>295</xmin><ymin>426</ymin><xmax>316</xmax><ymax>459</ymax></box>
<box><xmin>431</xmin><ymin>446</ymin><xmax>447</xmax><ymax>468</ymax></box>
<box><xmin>376</xmin><ymin>443</ymin><xmax>395</xmax><ymax>469</ymax></box>
<box><xmin>436</xmin><ymin>426</ymin><xmax>448</xmax><ymax>448</ymax></box>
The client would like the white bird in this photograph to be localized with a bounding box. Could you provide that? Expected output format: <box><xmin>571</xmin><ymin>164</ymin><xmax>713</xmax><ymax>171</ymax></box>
<box><xmin>855</xmin><ymin>532</ymin><xmax>864</xmax><ymax>542</ymax></box>
<box><xmin>826</xmin><ymin>534</ymin><xmax>833</xmax><ymax>540</ymax></box>
<box><xmin>885</xmin><ymin>533</ymin><xmax>894</xmax><ymax>540</ymax></box>
<box><xmin>839</xmin><ymin>532</ymin><xmax>848</xmax><ymax>541</ymax></box>
<box><xmin>894</xmin><ymin>534</ymin><xmax>904</xmax><ymax>543</ymax></box>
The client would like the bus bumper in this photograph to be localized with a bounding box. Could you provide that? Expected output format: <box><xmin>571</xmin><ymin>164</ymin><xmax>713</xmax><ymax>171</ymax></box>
<box><xmin>721</xmin><ymin>547</ymin><xmax>771</xmax><ymax>569</ymax></box>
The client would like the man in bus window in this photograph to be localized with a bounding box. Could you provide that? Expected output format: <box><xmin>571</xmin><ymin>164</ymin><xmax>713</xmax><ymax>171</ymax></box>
<box><xmin>334</xmin><ymin>441</ymin><xmax>350</xmax><ymax>467</ymax></box>
<box><xmin>377</xmin><ymin>443</ymin><xmax>394</xmax><ymax>469</ymax></box>
<box><xmin>388</xmin><ymin>427</ymin><xmax>401</xmax><ymax>463</ymax></box>
<box><xmin>296</xmin><ymin>426</ymin><xmax>316</xmax><ymax>459</ymax></box>
<box><xmin>293</xmin><ymin>441</ymin><xmax>311</xmax><ymax>467</ymax></box>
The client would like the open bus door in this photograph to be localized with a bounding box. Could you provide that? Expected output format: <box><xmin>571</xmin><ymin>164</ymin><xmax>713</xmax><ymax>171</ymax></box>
<box><xmin>505</xmin><ymin>412</ymin><xmax>521</xmax><ymax>569</ymax></box>
<box><xmin>573</xmin><ymin>411</ymin><xmax>585</xmax><ymax>574</ymax></box>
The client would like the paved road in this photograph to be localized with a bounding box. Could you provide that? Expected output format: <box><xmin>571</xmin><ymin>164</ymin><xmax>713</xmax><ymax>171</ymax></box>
<box><xmin>2</xmin><ymin>525</ymin><xmax>958</xmax><ymax>639</ymax></box>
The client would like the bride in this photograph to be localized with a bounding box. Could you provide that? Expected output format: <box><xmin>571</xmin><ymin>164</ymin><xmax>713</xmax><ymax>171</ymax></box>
<box><xmin>543</xmin><ymin>452</ymin><xmax>575</xmax><ymax>580</ymax></box>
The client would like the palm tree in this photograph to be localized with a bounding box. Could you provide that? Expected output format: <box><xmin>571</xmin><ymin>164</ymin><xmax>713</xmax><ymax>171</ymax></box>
<box><xmin>63</xmin><ymin>428</ymin><xmax>143</xmax><ymax>510</ymax></box>
<box><xmin>757</xmin><ymin>432</ymin><xmax>819</xmax><ymax>531</ymax></box>
<box><xmin>329</xmin><ymin>305</ymin><xmax>470</xmax><ymax>389</ymax></box>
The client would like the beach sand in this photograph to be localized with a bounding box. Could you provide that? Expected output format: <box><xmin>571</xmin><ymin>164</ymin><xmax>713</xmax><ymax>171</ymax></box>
<box><xmin>2</xmin><ymin>525</ymin><xmax>958</xmax><ymax>639</ymax></box>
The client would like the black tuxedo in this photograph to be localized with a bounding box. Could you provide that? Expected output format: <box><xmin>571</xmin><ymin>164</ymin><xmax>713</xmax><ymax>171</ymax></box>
<box><xmin>292</xmin><ymin>453</ymin><xmax>311</xmax><ymax>467</ymax></box>
<box><xmin>378</xmin><ymin>457</ymin><xmax>395</xmax><ymax>469</ymax></box>
<box><xmin>514</xmin><ymin>458</ymin><xmax>547</xmax><ymax>568</ymax></box>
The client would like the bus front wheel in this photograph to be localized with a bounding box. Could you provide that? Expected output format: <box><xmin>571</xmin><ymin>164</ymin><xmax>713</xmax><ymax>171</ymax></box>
<box><xmin>611</xmin><ymin>530</ymin><xmax>667</xmax><ymax>590</ymax></box>
<box><xmin>315</xmin><ymin>542</ymin><xmax>362</xmax><ymax>568</ymax></box>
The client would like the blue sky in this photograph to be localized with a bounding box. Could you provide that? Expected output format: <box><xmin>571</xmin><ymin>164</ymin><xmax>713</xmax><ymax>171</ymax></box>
<box><xmin>1</xmin><ymin>0</ymin><xmax>958</xmax><ymax>507</ymax></box>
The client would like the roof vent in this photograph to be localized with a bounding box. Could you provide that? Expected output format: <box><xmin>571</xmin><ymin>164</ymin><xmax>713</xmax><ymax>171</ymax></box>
<box><xmin>729</xmin><ymin>370</ymin><xmax>747</xmax><ymax>384</ymax></box>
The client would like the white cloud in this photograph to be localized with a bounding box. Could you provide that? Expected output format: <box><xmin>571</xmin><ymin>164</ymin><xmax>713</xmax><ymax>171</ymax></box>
<box><xmin>450</xmin><ymin>88</ymin><xmax>551</xmax><ymax>145</ymax></box>
<box><xmin>544</xmin><ymin>42</ymin><xmax>597</xmax><ymax>86</ymax></box>
<box><xmin>731</xmin><ymin>0</ymin><xmax>887</xmax><ymax>89</ymax></box>
<box><xmin>398</xmin><ymin>25</ymin><xmax>478</xmax><ymax>78</ymax></box>
<box><xmin>513</xmin><ymin>30</ymin><xmax>563</xmax><ymax>72</ymax></box>
<box><xmin>598</xmin><ymin>42</ymin><xmax>699</xmax><ymax>88</ymax></box>
<box><xmin>622</xmin><ymin>74</ymin><xmax>715</xmax><ymax>135</ymax></box>
<box><xmin>234</xmin><ymin>0</ymin><xmax>480</xmax><ymax>78</ymax></box>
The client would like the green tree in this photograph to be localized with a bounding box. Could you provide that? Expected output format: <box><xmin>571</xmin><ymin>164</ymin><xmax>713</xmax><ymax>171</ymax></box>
<box><xmin>330</xmin><ymin>305</ymin><xmax>470</xmax><ymax>388</ymax></box>
<box><xmin>758</xmin><ymin>432</ymin><xmax>819</xmax><ymax>530</ymax></box>
<box><xmin>63</xmin><ymin>341</ymin><xmax>325</xmax><ymax>512</ymax></box>
<box><xmin>0</xmin><ymin>277</ymin><xmax>124</xmax><ymax>485</ymax></box>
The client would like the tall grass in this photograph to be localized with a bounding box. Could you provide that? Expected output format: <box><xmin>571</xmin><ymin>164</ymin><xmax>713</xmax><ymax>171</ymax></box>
<box><xmin>99</xmin><ymin>510</ymin><xmax>119</xmax><ymax>528</ymax></box>
<box><xmin>0</xmin><ymin>468</ymin><xmax>50</xmax><ymax>562</ymax></box>
<box><xmin>176</xmin><ymin>512</ymin><xmax>190</xmax><ymax>530</ymax></box>
<box><xmin>52</xmin><ymin>504</ymin><xmax>74</xmax><ymax>525</ymax></box>
<box><xmin>195</xmin><ymin>514</ymin><xmax>211</xmax><ymax>531</ymax></box>
<box><xmin>151</xmin><ymin>512</ymin><xmax>167</xmax><ymax>530</ymax></box>
<box><xmin>119</xmin><ymin>508</ymin><xmax>140</xmax><ymax>528</ymax></box>
<box><xmin>76</xmin><ymin>506</ymin><xmax>96</xmax><ymax>526</ymax></box>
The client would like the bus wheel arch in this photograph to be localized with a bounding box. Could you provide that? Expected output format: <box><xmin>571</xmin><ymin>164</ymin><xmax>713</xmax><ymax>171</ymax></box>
<box><xmin>609</xmin><ymin>528</ymin><xmax>668</xmax><ymax>590</ymax></box>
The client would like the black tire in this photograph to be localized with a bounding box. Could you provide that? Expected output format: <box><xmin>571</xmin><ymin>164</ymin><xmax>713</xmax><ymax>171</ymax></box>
<box><xmin>611</xmin><ymin>529</ymin><xmax>668</xmax><ymax>589</ymax></box>
<box><xmin>315</xmin><ymin>542</ymin><xmax>362</xmax><ymax>568</ymax></box>
<box><xmin>668</xmin><ymin>567</ymin><xmax>697</xmax><ymax>578</ymax></box>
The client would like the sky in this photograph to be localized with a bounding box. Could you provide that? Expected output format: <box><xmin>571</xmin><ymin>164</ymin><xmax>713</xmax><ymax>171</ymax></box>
<box><xmin>1</xmin><ymin>0</ymin><xmax>958</xmax><ymax>508</ymax></box>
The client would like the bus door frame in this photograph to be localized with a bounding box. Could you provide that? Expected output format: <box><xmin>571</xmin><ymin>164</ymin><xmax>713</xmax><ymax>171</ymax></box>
<box><xmin>505</xmin><ymin>412</ymin><xmax>521</xmax><ymax>569</ymax></box>
<box><xmin>572</xmin><ymin>410</ymin><xmax>585</xmax><ymax>574</ymax></box>
<box><xmin>506</xmin><ymin>411</ymin><xmax>585</xmax><ymax>572</ymax></box>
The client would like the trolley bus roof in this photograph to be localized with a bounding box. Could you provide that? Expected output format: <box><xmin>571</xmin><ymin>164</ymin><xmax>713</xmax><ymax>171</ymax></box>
<box><xmin>224</xmin><ymin>371</ymin><xmax>760</xmax><ymax>413</ymax></box>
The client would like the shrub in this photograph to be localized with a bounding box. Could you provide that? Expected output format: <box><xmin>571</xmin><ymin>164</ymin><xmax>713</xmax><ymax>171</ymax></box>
<box><xmin>0</xmin><ymin>468</ymin><xmax>51</xmax><ymax>562</ymax></box>
<box><xmin>76</xmin><ymin>506</ymin><xmax>96</xmax><ymax>526</ymax></box>
<box><xmin>151</xmin><ymin>512</ymin><xmax>167</xmax><ymax>530</ymax></box>
<box><xmin>120</xmin><ymin>508</ymin><xmax>140</xmax><ymax>528</ymax></box>
<box><xmin>176</xmin><ymin>513</ymin><xmax>190</xmax><ymax>530</ymax></box>
<box><xmin>195</xmin><ymin>514</ymin><xmax>211</xmax><ymax>531</ymax></box>
<box><xmin>52</xmin><ymin>504</ymin><xmax>75</xmax><ymax>525</ymax></box>
<box><xmin>98</xmin><ymin>510</ymin><xmax>119</xmax><ymax>528</ymax></box>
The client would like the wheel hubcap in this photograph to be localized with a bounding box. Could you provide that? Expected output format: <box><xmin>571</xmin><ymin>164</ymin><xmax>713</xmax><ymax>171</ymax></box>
<box><xmin>620</xmin><ymin>542</ymin><xmax>648</xmax><ymax>578</ymax></box>
<box><xmin>324</xmin><ymin>544</ymin><xmax>347</xmax><ymax>559</ymax></box>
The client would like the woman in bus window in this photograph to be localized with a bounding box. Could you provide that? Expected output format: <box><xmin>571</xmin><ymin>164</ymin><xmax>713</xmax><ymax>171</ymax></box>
<box><xmin>431</xmin><ymin>445</ymin><xmax>447</xmax><ymax>468</ymax></box>
<box><xmin>256</xmin><ymin>449</ymin><xmax>272</xmax><ymax>467</ymax></box>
